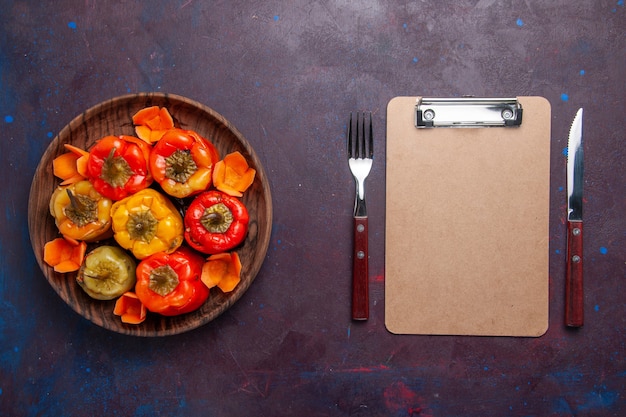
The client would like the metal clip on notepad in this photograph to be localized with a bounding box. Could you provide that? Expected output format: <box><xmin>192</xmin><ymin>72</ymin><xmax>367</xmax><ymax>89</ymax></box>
<box><xmin>415</xmin><ymin>97</ymin><xmax>523</xmax><ymax>128</ymax></box>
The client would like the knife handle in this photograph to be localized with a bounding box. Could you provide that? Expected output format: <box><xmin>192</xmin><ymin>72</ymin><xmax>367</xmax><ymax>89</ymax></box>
<box><xmin>352</xmin><ymin>216</ymin><xmax>369</xmax><ymax>320</ymax></box>
<box><xmin>565</xmin><ymin>220</ymin><xmax>584</xmax><ymax>327</ymax></box>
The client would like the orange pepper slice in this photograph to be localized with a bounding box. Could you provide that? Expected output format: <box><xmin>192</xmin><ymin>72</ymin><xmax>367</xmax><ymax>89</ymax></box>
<box><xmin>52</xmin><ymin>144</ymin><xmax>90</xmax><ymax>184</ymax></box>
<box><xmin>132</xmin><ymin>106</ymin><xmax>175</xmax><ymax>143</ymax></box>
<box><xmin>65</xmin><ymin>144</ymin><xmax>90</xmax><ymax>178</ymax></box>
<box><xmin>201</xmin><ymin>252</ymin><xmax>242</xmax><ymax>292</ymax></box>
<box><xmin>43</xmin><ymin>237</ymin><xmax>87</xmax><ymax>273</ymax></box>
<box><xmin>53</xmin><ymin>152</ymin><xmax>82</xmax><ymax>184</ymax></box>
<box><xmin>113</xmin><ymin>292</ymin><xmax>147</xmax><ymax>324</ymax></box>
<box><xmin>212</xmin><ymin>151</ymin><xmax>256</xmax><ymax>197</ymax></box>
<box><xmin>64</xmin><ymin>143</ymin><xmax>89</xmax><ymax>157</ymax></box>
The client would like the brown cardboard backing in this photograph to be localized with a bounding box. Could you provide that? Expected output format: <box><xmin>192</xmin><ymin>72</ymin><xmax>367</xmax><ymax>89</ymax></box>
<box><xmin>385</xmin><ymin>96</ymin><xmax>551</xmax><ymax>337</ymax></box>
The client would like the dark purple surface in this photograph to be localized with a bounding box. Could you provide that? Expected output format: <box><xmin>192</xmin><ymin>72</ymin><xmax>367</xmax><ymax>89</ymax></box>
<box><xmin>1</xmin><ymin>1</ymin><xmax>624</xmax><ymax>416</ymax></box>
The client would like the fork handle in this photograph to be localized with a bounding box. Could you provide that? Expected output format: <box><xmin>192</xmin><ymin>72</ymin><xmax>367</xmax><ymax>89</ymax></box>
<box><xmin>352</xmin><ymin>216</ymin><xmax>369</xmax><ymax>320</ymax></box>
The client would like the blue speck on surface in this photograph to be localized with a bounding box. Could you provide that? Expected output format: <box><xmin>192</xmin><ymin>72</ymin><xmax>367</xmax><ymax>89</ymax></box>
<box><xmin>594</xmin><ymin>305</ymin><xmax>600</xmax><ymax>312</ymax></box>
<box><xmin>562</xmin><ymin>147</ymin><xmax>568</xmax><ymax>156</ymax></box>
<box><xmin>553</xmin><ymin>397</ymin><xmax>574</xmax><ymax>414</ymax></box>
<box><xmin>580</xmin><ymin>69</ymin><xmax>585</xmax><ymax>75</ymax></box>
<box><xmin>273</xmin><ymin>15</ymin><xmax>280</xmax><ymax>21</ymax></box>
<box><xmin>412</xmin><ymin>57</ymin><xmax>418</xmax><ymax>63</ymax></box>
<box><xmin>403</xmin><ymin>23</ymin><xmax>408</xmax><ymax>29</ymax></box>
<box><xmin>555</xmin><ymin>249</ymin><xmax>561</xmax><ymax>254</ymax></box>
<box><xmin>516</xmin><ymin>18</ymin><xmax>524</xmax><ymax>27</ymax></box>
<box><xmin>561</xmin><ymin>93</ymin><xmax>569</xmax><ymax>101</ymax></box>
<box><xmin>580</xmin><ymin>385</ymin><xmax>619</xmax><ymax>411</ymax></box>
<box><xmin>599</xmin><ymin>246</ymin><xmax>608</xmax><ymax>254</ymax></box>
<box><xmin>47</xmin><ymin>131</ymin><xmax>53</xmax><ymax>138</ymax></box>
<box><xmin>134</xmin><ymin>404</ymin><xmax>156</xmax><ymax>417</ymax></box>
<box><xmin>558</xmin><ymin>186</ymin><xmax>564</xmax><ymax>192</ymax></box>
<box><xmin>68</xmin><ymin>21</ymin><xmax>77</xmax><ymax>30</ymax></box>
<box><xmin>618</xmin><ymin>0</ymin><xmax>624</xmax><ymax>6</ymax></box>
<box><xmin>484</xmin><ymin>366</ymin><xmax>489</xmax><ymax>371</ymax></box>
<box><xmin>4</xmin><ymin>115</ymin><xmax>14</xmax><ymax>123</ymax></box>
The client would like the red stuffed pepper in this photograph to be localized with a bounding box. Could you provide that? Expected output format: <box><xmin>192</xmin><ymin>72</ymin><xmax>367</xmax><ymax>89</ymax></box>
<box><xmin>86</xmin><ymin>135</ymin><xmax>153</xmax><ymax>200</ymax></box>
<box><xmin>135</xmin><ymin>248</ymin><xmax>209</xmax><ymax>316</ymax></box>
<box><xmin>149</xmin><ymin>129</ymin><xmax>220</xmax><ymax>198</ymax></box>
<box><xmin>184</xmin><ymin>190</ymin><xmax>249</xmax><ymax>255</ymax></box>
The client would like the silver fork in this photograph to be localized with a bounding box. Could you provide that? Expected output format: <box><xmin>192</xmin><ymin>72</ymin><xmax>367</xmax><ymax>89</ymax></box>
<box><xmin>347</xmin><ymin>112</ymin><xmax>373</xmax><ymax>320</ymax></box>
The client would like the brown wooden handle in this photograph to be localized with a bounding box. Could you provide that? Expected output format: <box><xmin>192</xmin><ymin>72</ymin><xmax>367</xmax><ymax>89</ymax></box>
<box><xmin>565</xmin><ymin>220</ymin><xmax>584</xmax><ymax>327</ymax></box>
<box><xmin>352</xmin><ymin>216</ymin><xmax>369</xmax><ymax>320</ymax></box>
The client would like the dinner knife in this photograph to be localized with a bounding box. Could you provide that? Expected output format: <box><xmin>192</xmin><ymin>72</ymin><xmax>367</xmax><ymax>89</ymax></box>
<box><xmin>565</xmin><ymin>108</ymin><xmax>584</xmax><ymax>327</ymax></box>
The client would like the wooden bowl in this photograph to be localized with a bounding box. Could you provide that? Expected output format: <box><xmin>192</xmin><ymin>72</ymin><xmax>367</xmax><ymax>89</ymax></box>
<box><xmin>28</xmin><ymin>93</ymin><xmax>273</xmax><ymax>336</ymax></box>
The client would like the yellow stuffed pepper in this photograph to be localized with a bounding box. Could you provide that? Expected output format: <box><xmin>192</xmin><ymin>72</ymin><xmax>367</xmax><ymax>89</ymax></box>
<box><xmin>49</xmin><ymin>180</ymin><xmax>112</xmax><ymax>242</ymax></box>
<box><xmin>110</xmin><ymin>188</ymin><xmax>184</xmax><ymax>259</ymax></box>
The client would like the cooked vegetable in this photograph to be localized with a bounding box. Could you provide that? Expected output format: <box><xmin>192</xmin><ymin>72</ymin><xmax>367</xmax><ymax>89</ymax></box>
<box><xmin>212</xmin><ymin>151</ymin><xmax>256</xmax><ymax>197</ymax></box>
<box><xmin>149</xmin><ymin>128</ymin><xmax>220</xmax><ymax>198</ymax></box>
<box><xmin>184</xmin><ymin>190</ymin><xmax>249</xmax><ymax>255</ymax></box>
<box><xmin>52</xmin><ymin>144</ymin><xmax>90</xmax><ymax>185</ymax></box>
<box><xmin>43</xmin><ymin>237</ymin><xmax>87</xmax><ymax>273</ymax></box>
<box><xmin>132</xmin><ymin>106</ymin><xmax>175</xmax><ymax>143</ymax></box>
<box><xmin>49</xmin><ymin>180</ymin><xmax>112</xmax><ymax>242</ymax></box>
<box><xmin>76</xmin><ymin>245</ymin><xmax>137</xmax><ymax>300</ymax></box>
<box><xmin>113</xmin><ymin>292</ymin><xmax>147</xmax><ymax>324</ymax></box>
<box><xmin>110</xmin><ymin>188</ymin><xmax>184</xmax><ymax>259</ymax></box>
<box><xmin>135</xmin><ymin>248</ymin><xmax>209</xmax><ymax>316</ymax></box>
<box><xmin>201</xmin><ymin>252</ymin><xmax>242</xmax><ymax>292</ymax></box>
<box><xmin>86</xmin><ymin>135</ymin><xmax>153</xmax><ymax>200</ymax></box>
<box><xmin>45</xmin><ymin>106</ymin><xmax>256</xmax><ymax>323</ymax></box>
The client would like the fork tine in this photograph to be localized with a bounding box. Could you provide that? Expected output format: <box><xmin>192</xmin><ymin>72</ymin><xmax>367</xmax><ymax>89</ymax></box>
<box><xmin>368</xmin><ymin>112</ymin><xmax>373</xmax><ymax>158</ymax></box>
<box><xmin>348</xmin><ymin>112</ymin><xmax>373</xmax><ymax>159</ymax></box>
<box><xmin>356</xmin><ymin>112</ymin><xmax>362</xmax><ymax>158</ymax></box>
<box><xmin>358</xmin><ymin>112</ymin><xmax>364</xmax><ymax>158</ymax></box>
<box><xmin>347</xmin><ymin>112</ymin><xmax>353</xmax><ymax>158</ymax></box>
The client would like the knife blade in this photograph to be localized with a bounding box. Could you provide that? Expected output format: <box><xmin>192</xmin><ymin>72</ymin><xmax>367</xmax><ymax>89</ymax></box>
<box><xmin>565</xmin><ymin>108</ymin><xmax>584</xmax><ymax>327</ymax></box>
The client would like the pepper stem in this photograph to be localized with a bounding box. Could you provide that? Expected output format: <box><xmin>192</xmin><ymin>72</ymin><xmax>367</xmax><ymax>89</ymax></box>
<box><xmin>164</xmin><ymin>149</ymin><xmax>198</xmax><ymax>183</ymax></box>
<box><xmin>66</xmin><ymin>189</ymin><xmax>83</xmax><ymax>211</ymax></box>
<box><xmin>126</xmin><ymin>211</ymin><xmax>158</xmax><ymax>243</ymax></box>
<box><xmin>200</xmin><ymin>203</ymin><xmax>233</xmax><ymax>233</ymax></box>
<box><xmin>64</xmin><ymin>189</ymin><xmax>97</xmax><ymax>227</ymax></box>
<box><xmin>100</xmin><ymin>147</ymin><xmax>133</xmax><ymax>188</ymax></box>
<box><xmin>149</xmin><ymin>264</ymin><xmax>179</xmax><ymax>296</ymax></box>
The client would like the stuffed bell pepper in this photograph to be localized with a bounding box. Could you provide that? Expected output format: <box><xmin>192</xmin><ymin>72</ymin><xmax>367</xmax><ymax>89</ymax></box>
<box><xmin>149</xmin><ymin>129</ymin><xmax>220</xmax><ymax>199</ymax></box>
<box><xmin>135</xmin><ymin>248</ymin><xmax>209</xmax><ymax>316</ymax></box>
<box><xmin>110</xmin><ymin>188</ymin><xmax>184</xmax><ymax>260</ymax></box>
<box><xmin>184</xmin><ymin>190</ymin><xmax>249</xmax><ymax>254</ymax></box>
<box><xmin>49</xmin><ymin>180</ymin><xmax>112</xmax><ymax>242</ymax></box>
<box><xmin>86</xmin><ymin>135</ymin><xmax>153</xmax><ymax>201</ymax></box>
